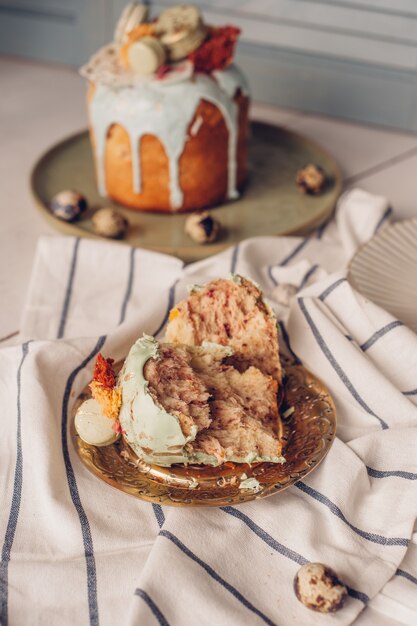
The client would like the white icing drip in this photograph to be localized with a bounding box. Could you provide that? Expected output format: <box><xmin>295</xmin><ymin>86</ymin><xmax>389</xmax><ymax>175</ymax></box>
<box><xmin>213</xmin><ymin>64</ymin><xmax>250</xmax><ymax>98</ymax></box>
<box><xmin>89</xmin><ymin>65</ymin><xmax>248</xmax><ymax>209</ymax></box>
<box><xmin>190</xmin><ymin>115</ymin><xmax>203</xmax><ymax>136</ymax></box>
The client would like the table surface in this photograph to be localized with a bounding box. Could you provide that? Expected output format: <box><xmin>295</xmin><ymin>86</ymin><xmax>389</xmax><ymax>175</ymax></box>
<box><xmin>2</xmin><ymin>55</ymin><xmax>417</xmax><ymax>344</ymax></box>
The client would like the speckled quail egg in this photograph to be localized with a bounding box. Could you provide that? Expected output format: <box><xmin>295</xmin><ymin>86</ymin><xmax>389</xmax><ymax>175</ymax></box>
<box><xmin>296</xmin><ymin>164</ymin><xmax>327</xmax><ymax>195</ymax></box>
<box><xmin>49</xmin><ymin>190</ymin><xmax>88</xmax><ymax>222</ymax></box>
<box><xmin>185</xmin><ymin>211</ymin><xmax>220</xmax><ymax>244</ymax></box>
<box><xmin>92</xmin><ymin>208</ymin><xmax>129</xmax><ymax>239</ymax></box>
<box><xmin>294</xmin><ymin>562</ymin><xmax>348</xmax><ymax>613</ymax></box>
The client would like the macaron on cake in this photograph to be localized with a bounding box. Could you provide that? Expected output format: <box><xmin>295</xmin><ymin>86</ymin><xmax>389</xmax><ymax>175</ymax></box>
<box><xmin>75</xmin><ymin>276</ymin><xmax>285</xmax><ymax>468</ymax></box>
<box><xmin>80</xmin><ymin>3</ymin><xmax>249</xmax><ymax>213</ymax></box>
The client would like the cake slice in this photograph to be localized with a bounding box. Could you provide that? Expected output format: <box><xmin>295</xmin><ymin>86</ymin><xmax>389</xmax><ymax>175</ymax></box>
<box><xmin>166</xmin><ymin>275</ymin><xmax>282</xmax><ymax>382</ymax></box>
<box><xmin>117</xmin><ymin>335</ymin><xmax>285</xmax><ymax>466</ymax></box>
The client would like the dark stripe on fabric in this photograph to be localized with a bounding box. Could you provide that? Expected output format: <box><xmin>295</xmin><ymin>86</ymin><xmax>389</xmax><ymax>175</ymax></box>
<box><xmin>347</xmin><ymin>588</ymin><xmax>370</xmax><ymax>604</ymax></box>
<box><xmin>221</xmin><ymin>507</ymin><xmax>368</xmax><ymax>604</ymax></box>
<box><xmin>396</xmin><ymin>568</ymin><xmax>417</xmax><ymax>585</ymax></box>
<box><xmin>230</xmin><ymin>244</ymin><xmax>240</xmax><ymax>274</ymax></box>
<box><xmin>360</xmin><ymin>321</ymin><xmax>403</xmax><ymax>351</ymax></box>
<box><xmin>159</xmin><ymin>530</ymin><xmax>278</xmax><ymax>626</ymax></box>
<box><xmin>403</xmin><ymin>388</ymin><xmax>417</xmax><ymax>396</ymax></box>
<box><xmin>267</xmin><ymin>264</ymin><xmax>279</xmax><ymax>286</ymax></box>
<box><xmin>222</xmin><ymin>507</ymin><xmax>307</xmax><ymax>565</ymax></box>
<box><xmin>135</xmin><ymin>589</ymin><xmax>170</xmax><ymax>626</ymax></box>
<box><xmin>57</xmin><ymin>237</ymin><xmax>80</xmax><ymax>339</ymax></box>
<box><xmin>295</xmin><ymin>482</ymin><xmax>408</xmax><ymax>546</ymax></box>
<box><xmin>152</xmin><ymin>279</ymin><xmax>179</xmax><ymax>338</ymax></box>
<box><xmin>152</xmin><ymin>504</ymin><xmax>165</xmax><ymax>528</ymax></box>
<box><xmin>298</xmin><ymin>264</ymin><xmax>319</xmax><ymax>291</ymax></box>
<box><xmin>280</xmin><ymin>238</ymin><xmax>310</xmax><ymax>267</ymax></box>
<box><xmin>0</xmin><ymin>342</ymin><xmax>30</xmax><ymax>626</ymax></box>
<box><xmin>61</xmin><ymin>336</ymin><xmax>106</xmax><ymax>626</ymax></box>
<box><xmin>318</xmin><ymin>277</ymin><xmax>347</xmax><ymax>302</ymax></box>
<box><xmin>277</xmin><ymin>321</ymin><xmax>302</xmax><ymax>365</ymax></box>
<box><xmin>316</xmin><ymin>215</ymin><xmax>333</xmax><ymax>240</ymax></box>
<box><xmin>373</xmin><ymin>206</ymin><xmax>393</xmax><ymax>234</ymax></box>
<box><xmin>367</xmin><ymin>466</ymin><xmax>417</xmax><ymax>481</ymax></box>
<box><xmin>118</xmin><ymin>247</ymin><xmax>136</xmax><ymax>325</ymax></box>
<box><xmin>268</xmin><ymin>238</ymin><xmax>310</xmax><ymax>286</ymax></box>
<box><xmin>298</xmin><ymin>297</ymin><xmax>389</xmax><ymax>429</ymax></box>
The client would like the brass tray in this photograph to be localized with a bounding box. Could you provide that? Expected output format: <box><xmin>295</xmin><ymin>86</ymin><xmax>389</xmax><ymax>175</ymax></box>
<box><xmin>71</xmin><ymin>362</ymin><xmax>336</xmax><ymax>507</ymax></box>
<box><xmin>32</xmin><ymin>121</ymin><xmax>342</xmax><ymax>263</ymax></box>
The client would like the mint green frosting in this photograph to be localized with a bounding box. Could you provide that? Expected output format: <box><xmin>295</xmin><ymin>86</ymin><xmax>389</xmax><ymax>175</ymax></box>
<box><xmin>118</xmin><ymin>335</ymin><xmax>197</xmax><ymax>466</ymax></box>
<box><xmin>239</xmin><ymin>477</ymin><xmax>262</xmax><ymax>492</ymax></box>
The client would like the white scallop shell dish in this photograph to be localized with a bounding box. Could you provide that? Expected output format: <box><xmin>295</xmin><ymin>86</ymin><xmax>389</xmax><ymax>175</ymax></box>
<box><xmin>348</xmin><ymin>218</ymin><xmax>417</xmax><ymax>333</ymax></box>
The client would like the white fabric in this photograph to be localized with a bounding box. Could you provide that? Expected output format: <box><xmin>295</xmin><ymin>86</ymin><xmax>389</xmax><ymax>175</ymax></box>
<box><xmin>1</xmin><ymin>188</ymin><xmax>417</xmax><ymax>626</ymax></box>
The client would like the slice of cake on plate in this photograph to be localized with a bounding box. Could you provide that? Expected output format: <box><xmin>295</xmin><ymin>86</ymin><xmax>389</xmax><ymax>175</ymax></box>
<box><xmin>75</xmin><ymin>275</ymin><xmax>285</xmax><ymax>467</ymax></box>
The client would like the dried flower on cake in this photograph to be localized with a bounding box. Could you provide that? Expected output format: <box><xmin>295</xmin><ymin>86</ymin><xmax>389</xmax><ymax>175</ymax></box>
<box><xmin>188</xmin><ymin>26</ymin><xmax>241</xmax><ymax>73</ymax></box>
<box><xmin>93</xmin><ymin>353</ymin><xmax>117</xmax><ymax>388</ymax></box>
<box><xmin>89</xmin><ymin>353</ymin><xmax>122</xmax><ymax>419</ymax></box>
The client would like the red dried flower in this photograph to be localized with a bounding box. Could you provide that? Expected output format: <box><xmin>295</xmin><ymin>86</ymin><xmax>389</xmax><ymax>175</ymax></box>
<box><xmin>189</xmin><ymin>25</ymin><xmax>241</xmax><ymax>73</ymax></box>
<box><xmin>93</xmin><ymin>353</ymin><xmax>116</xmax><ymax>388</ymax></box>
<box><xmin>155</xmin><ymin>64</ymin><xmax>172</xmax><ymax>80</ymax></box>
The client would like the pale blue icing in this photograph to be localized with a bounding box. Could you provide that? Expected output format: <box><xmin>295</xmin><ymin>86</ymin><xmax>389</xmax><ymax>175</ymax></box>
<box><xmin>88</xmin><ymin>64</ymin><xmax>247</xmax><ymax>210</ymax></box>
<box><xmin>213</xmin><ymin>64</ymin><xmax>250</xmax><ymax>99</ymax></box>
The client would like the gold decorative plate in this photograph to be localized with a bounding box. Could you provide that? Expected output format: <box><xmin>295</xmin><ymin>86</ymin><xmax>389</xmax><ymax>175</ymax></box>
<box><xmin>71</xmin><ymin>362</ymin><xmax>336</xmax><ymax>507</ymax></box>
<box><xmin>31</xmin><ymin>122</ymin><xmax>342</xmax><ymax>263</ymax></box>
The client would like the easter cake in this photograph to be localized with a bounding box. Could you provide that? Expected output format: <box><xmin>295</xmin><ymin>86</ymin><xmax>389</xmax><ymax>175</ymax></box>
<box><xmin>75</xmin><ymin>275</ymin><xmax>285</xmax><ymax>467</ymax></box>
<box><xmin>80</xmin><ymin>3</ymin><xmax>249</xmax><ymax>213</ymax></box>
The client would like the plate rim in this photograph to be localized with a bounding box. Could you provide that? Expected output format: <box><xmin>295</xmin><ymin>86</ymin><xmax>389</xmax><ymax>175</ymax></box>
<box><xmin>30</xmin><ymin>121</ymin><xmax>343</xmax><ymax>262</ymax></box>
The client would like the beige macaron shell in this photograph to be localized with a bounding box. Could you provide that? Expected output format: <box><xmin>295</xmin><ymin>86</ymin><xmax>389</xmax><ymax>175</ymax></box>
<box><xmin>156</xmin><ymin>4</ymin><xmax>207</xmax><ymax>60</ymax></box>
<box><xmin>128</xmin><ymin>37</ymin><xmax>166</xmax><ymax>75</ymax></box>
<box><xmin>157</xmin><ymin>4</ymin><xmax>201</xmax><ymax>34</ymax></box>
<box><xmin>75</xmin><ymin>398</ymin><xmax>119</xmax><ymax>447</ymax></box>
<box><xmin>114</xmin><ymin>2</ymin><xmax>149</xmax><ymax>44</ymax></box>
<box><xmin>164</xmin><ymin>26</ymin><xmax>207</xmax><ymax>61</ymax></box>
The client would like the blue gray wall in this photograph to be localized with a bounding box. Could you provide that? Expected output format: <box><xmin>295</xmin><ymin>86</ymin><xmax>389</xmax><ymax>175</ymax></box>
<box><xmin>1</xmin><ymin>0</ymin><xmax>417</xmax><ymax>132</ymax></box>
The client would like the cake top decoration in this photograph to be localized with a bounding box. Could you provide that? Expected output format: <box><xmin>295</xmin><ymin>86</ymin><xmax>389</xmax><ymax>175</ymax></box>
<box><xmin>80</xmin><ymin>2</ymin><xmax>241</xmax><ymax>87</ymax></box>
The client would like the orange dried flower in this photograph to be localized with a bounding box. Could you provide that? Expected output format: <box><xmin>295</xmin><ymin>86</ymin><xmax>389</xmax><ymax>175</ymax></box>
<box><xmin>189</xmin><ymin>25</ymin><xmax>241</xmax><ymax>73</ymax></box>
<box><xmin>169</xmin><ymin>307</ymin><xmax>179</xmax><ymax>321</ymax></box>
<box><xmin>126</xmin><ymin>23</ymin><xmax>156</xmax><ymax>43</ymax></box>
<box><xmin>93</xmin><ymin>353</ymin><xmax>116</xmax><ymax>388</ymax></box>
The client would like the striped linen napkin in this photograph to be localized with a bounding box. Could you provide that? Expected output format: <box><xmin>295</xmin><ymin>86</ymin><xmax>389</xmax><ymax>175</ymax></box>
<box><xmin>1</xmin><ymin>189</ymin><xmax>417</xmax><ymax>626</ymax></box>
